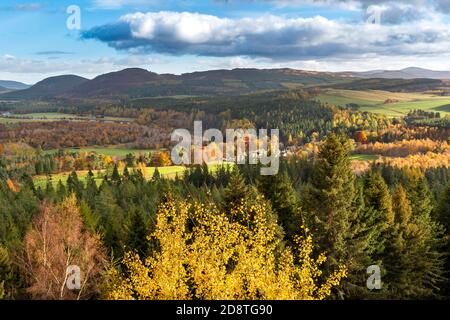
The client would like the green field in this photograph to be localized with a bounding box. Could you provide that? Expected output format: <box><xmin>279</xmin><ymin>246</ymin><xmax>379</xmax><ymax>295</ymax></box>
<box><xmin>350</xmin><ymin>154</ymin><xmax>379</xmax><ymax>161</ymax></box>
<box><xmin>33</xmin><ymin>166</ymin><xmax>187</xmax><ymax>188</ymax></box>
<box><xmin>317</xmin><ymin>89</ymin><xmax>450</xmax><ymax>117</ymax></box>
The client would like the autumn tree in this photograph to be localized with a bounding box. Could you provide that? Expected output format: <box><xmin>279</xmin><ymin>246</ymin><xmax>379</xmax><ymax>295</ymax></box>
<box><xmin>103</xmin><ymin>197</ymin><xmax>346</xmax><ymax>300</ymax></box>
<box><xmin>20</xmin><ymin>195</ymin><xmax>108</xmax><ymax>300</ymax></box>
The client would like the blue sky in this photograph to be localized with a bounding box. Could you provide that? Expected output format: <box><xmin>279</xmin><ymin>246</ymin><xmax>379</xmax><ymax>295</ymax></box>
<box><xmin>2</xmin><ymin>0</ymin><xmax>450</xmax><ymax>83</ymax></box>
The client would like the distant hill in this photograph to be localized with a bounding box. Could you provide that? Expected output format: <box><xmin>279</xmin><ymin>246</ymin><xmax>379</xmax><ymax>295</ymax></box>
<box><xmin>0</xmin><ymin>86</ymin><xmax>11</xmax><ymax>94</ymax></box>
<box><xmin>1</xmin><ymin>75</ymin><xmax>89</xmax><ymax>100</ymax></box>
<box><xmin>345</xmin><ymin>67</ymin><xmax>450</xmax><ymax>80</ymax></box>
<box><xmin>3</xmin><ymin>67</ymin><xmax>450</xmax><ymax>101</ymax></box>
<box><xmin>67</xmin><ymin>68</ymin><xmax>168</xmax><ymax>98</ymax></box>
<box><xmin>0</xmin><ymin>80</ymin><xmax>30</xmax><ymax>90</ymax></box>
<box><xmin>332</xmin><ymin>78</ymin><xmax>447</xmax><ymax>92</ymax></box>
<box><xmin>65</xmin><ymin>67</ymin><xmax>347</xmax><ymax>99</ymax></box>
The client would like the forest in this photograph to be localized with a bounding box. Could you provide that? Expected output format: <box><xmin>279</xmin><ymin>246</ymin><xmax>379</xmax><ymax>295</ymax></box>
<box><xmin>0</xmin><ymin>81</ymin><xmax>450</xmax><ymax>301</ymax></box>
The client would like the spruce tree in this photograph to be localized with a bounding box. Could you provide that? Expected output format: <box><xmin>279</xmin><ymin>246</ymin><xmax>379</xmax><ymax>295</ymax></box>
<box><xmin>303</xmin><ymin>134</ymin><xmax>379</xmax><ymax>298</ymax></box>
<box><xmin>257</xmin><ymin>171</ymin><xmax>302</xmax><ymax>242</ymax></box>
<box><xmin>385</xmin><ymin>184</ymin><xmax>446</xmax><ymax>298</ymax></box>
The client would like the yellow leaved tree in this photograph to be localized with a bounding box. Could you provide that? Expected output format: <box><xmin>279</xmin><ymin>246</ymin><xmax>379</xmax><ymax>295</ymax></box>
<box><xmin>104</xmin><ymin>196</ymin><xmax>346</xmax><ymax>300</ymax></box>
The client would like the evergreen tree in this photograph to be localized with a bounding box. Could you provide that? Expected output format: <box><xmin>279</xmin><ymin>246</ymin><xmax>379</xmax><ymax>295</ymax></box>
<box><xmin>111</xmin><ymin>164</ymin><xmax>121</xmax><ymax>184</ymax></box>
<box><xmin>303</xmin><ymin>134</ymin><xmax>377</xmax><ymax>298</ymax></box>
<box><xmin>152</xmin><ymin>168</ymin><xmax>161</xmax><ymax>182</ymax></box>
<box><xmin>257</xmin><ymin>171</ymin><xmax>302</xmax><ymax>242</ymax></box>
<box><xmin>385</xmin><ymin>185</ymin><xmax>446</xmax><ymax>298</ymax></box>
<box><xmin>223</xmin><ymin>168</ymin><xmax>250</xmax><ymax>214</ymax></box>
<box><xmin>126</xmin><ymin>208</ymin><xmax>149</xmax><ymax>257</ymax></box>
<box><xmin>362</xmin><ymin>171</ymin><xmax>394</xmax><ymax>259</ymax></box>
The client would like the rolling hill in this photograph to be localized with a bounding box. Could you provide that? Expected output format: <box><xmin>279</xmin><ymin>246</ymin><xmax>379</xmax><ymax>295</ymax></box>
<box><xmin>0</xmin><ymin>68</ymin><xmax>349</xmax><ymax>100</ymax></box>
<box><xmin>0</xmin><ymin>80</ymin><xmax>30</xmax><ymax>90</ymax></box>
<box><xmin>3</xmin><ymin>67</ymin><xmax>450</xmax><ymax>102</ymax></box>
<box><xmin>344</xmin><ymin>67</ymin><xmax>450</xmax><ymax>79</ymax></box>
<box><xmin>0</xmin><ymin>86</ymin><xmax>11</xmax><ymax>94</ymax></box>
<box><xmin>1</xmin><ymin>75</ymin><xmax>89</xmax><ymax>100</ymax></box>
<box><xmin>331</xmin><ymin>78</ymin><xmax>447</xmax><ymax>92</ymax></box>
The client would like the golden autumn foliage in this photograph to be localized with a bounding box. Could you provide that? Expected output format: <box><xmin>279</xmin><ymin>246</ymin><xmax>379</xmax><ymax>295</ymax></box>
<box><xmin>104</xmin><ymin>196</ymin><xmax>346</xmax><ymax>300</ymax></box>
<box><xmin>356</xmin><ymin>139</ymin><xmax>449</xmax><ymax>157</ymax></box>
<box><xmin>151</xmin><ymin>151</ymin><xmax>172</xmax><ymax>167</ymax></box>
<box><xmin>5</xmin><ymin>179</ymin><xmax>19</xmax><ymax>193</ymax></box>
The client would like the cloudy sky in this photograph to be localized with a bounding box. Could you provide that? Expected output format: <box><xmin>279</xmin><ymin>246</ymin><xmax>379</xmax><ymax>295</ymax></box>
<box><xmin>2</xmin><ymin>0</ymin><xmax>450</xmax><ymax>83</ymax></box>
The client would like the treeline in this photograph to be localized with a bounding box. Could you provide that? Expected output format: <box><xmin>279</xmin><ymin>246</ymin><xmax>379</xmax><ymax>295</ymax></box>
<box><xmin>1</xmin><ymin>134</ymin><xmax>449</xmax><ymax>299</ymax></box>
<box><xmin>0</xmin><ymin>121</ymin><xmax>171</xmax><ymax>150</ymax></box>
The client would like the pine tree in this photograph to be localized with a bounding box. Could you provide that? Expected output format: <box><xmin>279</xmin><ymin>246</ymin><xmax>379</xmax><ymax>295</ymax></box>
<box><xmin>56</xmin><ymin>180</ymin><xmax>67</xmax><ymax>201</ymax></box>
<box><xmin>303</xmin><ymin>134</ymin><xmax>377</xmax><ymax>298</ymax></box>
<box><xmin>437</xmin><ymin>183</ymin><xmax>450</xmax><ymax>232</ymax></box>
<box><xmin>126</xmin><ymin>208</ymin><xmax>149</xmax><ymax>257</ymax></box>
<box><xmin>385</xmin><ymin>184</ymin><xmax>446</xmax><ymax>298</ymax></box>
<box><xmin>362</xmin><ymin>171</ymin><xmax>394</xmax><ymax>259</ymax></box>
<box><xmin>152</xmin><ymin>168</ymin><xmax>161</xmax><ymax>182</ymax></box>
<box><xmin>257</xmin><ymin>170</ymin><xmax>302</xmax><ymax>242</ymax></box>
<box><xmin>223</xmin><ymin>168</ymin><xmax>250</xmax><ymax>214</ymax></box>
<box><xmin>111</xmin><ymin>164</ymin><xmax>121</xmax><ymax>184</ymax></box>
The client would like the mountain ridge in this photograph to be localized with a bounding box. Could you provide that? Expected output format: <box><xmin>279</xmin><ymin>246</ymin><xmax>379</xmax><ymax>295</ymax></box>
<box><xmin>3</xmin><ymin>67</ymin><xmax>450</xmax><ymax>101</ymax></box>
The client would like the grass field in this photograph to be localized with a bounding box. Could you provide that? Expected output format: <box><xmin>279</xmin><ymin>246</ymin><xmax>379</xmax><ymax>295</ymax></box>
<box><xmin>33</xmin><ymin>166</ymin><xmax>187</xmax><ymax>188</ymax></box>
<box><xmin>32</xmin><ymin>162</ymin><xmax>236</xmax><ymax>188</ymax></box>
<box><xmin>317</xmin><ymin>89</ymin><xmax>450</xmax><ymax>117</ymax></box>
<box><xmin>350</xmin><ymin>154</ymin><xmax>379</xmax><ymax>161</ymax></box>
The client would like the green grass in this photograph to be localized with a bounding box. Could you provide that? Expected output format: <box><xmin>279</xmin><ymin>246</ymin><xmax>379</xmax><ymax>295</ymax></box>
<box><xmin>32</xmin><ymin>163</ymin><xmax>234</xmax><ymax>188</ymax></box>
<box><xmin>316</xmin><ymin>89</ymin><xmax>450</xmax><ymax>117</ymax></box>
<box><xmin>33</xmin><ymin>166</ymin><xmax>187</xmax><ymax>188</ymax></box>
<box><xmin>350</xmin><ymin>154</ymin><xmax>379</xmax><ymax>161</ymax></box>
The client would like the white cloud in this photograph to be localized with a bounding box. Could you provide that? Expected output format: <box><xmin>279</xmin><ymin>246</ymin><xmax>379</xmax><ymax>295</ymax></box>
<box><xmin>82</xmin><ymin>11</ymin><xmax>450</xmax><ymax>61</ymax></box>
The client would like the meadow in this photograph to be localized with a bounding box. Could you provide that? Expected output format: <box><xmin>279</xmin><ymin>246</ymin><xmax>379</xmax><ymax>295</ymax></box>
<box><xmin>33</xmin><ymin>166</ymin><xmax>187</xmax><ymax>188</ymax></box>
<box><xmin>317</xmin><ymin>89</ymin><xmax>450</xmax><ymax>117</ymax></box>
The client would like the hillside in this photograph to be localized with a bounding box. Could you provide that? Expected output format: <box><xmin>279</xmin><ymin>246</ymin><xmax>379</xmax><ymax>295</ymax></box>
<box><xmin>0</xmin><ymin>86</ymin><xmax>11</xmax><ymax>94</ymax></box>
<box><xmin>4</xmin><ymin>67</ymin><xmax>450</xmax><ymax>102</ymax></box>
<box><xmin>1</xmin><ymin>75</ymin><xmax>89</xmax><ymax>100</ymax></box>
<box><xmin>0</xmin><ymin>68</ymin><xmax>350</xmax><ymax>100</ymax></box>
<box><xmin>345</xmin><ymin>67</ymin><xmax>450</xmax><ymax>79</ymax></box>
<box><xmin>0</xmin><ymin>80</ymin><xmax>30</xmax><ymax>90</ymax></box>
<box><xmin>331</xmin><ymin>78</ymin><xmax>447</xmax><ymax>92</ymax></box>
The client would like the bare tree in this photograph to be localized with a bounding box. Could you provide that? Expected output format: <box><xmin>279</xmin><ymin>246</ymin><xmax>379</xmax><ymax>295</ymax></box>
<box><xmin>21</xmin><ymin>195</ymin><xmax>107</xmax><ymax>300</ymax></box>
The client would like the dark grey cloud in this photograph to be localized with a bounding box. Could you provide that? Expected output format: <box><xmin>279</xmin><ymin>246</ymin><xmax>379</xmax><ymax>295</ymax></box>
<box><xmin>81</xmin><ymin>11</ymin><xmax>450</xmax><ymax>61</ymax></box>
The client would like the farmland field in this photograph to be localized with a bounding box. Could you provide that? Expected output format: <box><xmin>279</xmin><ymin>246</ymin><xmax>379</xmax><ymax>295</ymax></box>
<box><xmin>33</xmin><ymin>166</ymin><xmax>187</xmax><ymax>188</ymax></box>
<box><xmin>349</xmin><ymin>154</ymin><xmax>379</xmax><ymax>161</ymax></box>
<box><xmin>317</xmin><ymin>89</ymin><xmax>450</xmax><ymax>117</ymax></box>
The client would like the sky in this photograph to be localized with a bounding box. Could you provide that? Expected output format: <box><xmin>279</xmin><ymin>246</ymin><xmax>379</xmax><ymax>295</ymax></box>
<box><xmin>2</xmin><ymin>0</ymin><xmax>450</xmax><ymax>83</ymax></box>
